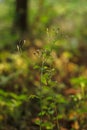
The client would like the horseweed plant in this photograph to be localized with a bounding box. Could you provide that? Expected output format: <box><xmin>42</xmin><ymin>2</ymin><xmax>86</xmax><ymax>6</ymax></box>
<box><xmin>33</xmin><ymin>28</ymin><xmax>60</xmax><ymax>130</ymax></box>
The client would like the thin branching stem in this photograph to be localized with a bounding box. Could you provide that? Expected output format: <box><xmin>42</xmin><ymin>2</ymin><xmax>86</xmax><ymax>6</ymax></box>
<box><xmin>39</xmin><ymin>56</ymin><xmax>45</xmax><ymax>130</ymax></box>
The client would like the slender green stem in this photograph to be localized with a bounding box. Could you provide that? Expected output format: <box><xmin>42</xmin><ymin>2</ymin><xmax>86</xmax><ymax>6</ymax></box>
<box><xmin>39</xmin><ymin>57</ymin><xmax>44</xmax><ymax>130</ymax></box>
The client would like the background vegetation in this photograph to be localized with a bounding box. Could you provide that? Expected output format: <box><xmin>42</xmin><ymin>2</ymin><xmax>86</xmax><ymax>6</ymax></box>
<box><xmin>0</xmin><ymin>0</ymin><xmax>87</xmax><ymax>130</ymax></box>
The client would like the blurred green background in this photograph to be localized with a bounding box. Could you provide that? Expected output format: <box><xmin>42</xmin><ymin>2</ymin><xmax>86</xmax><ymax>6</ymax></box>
<box><xmin>0</xmin><ymin>0</ymin><xmax>87</xmax><ymax>130</ymax></box>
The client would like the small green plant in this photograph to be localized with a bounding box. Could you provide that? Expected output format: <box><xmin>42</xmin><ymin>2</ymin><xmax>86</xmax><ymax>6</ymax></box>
<box><xmin>33</xmin><ymin>28</ymin><xmax>61</xmax><ymax>130</ymax></box>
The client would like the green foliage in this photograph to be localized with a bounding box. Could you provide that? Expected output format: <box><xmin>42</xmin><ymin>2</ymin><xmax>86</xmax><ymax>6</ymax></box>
<box><xmin>70</xmin><ymin>76</ymin><xmax>87</xmax><ymax>116</ymax></box>
<box><xmin>0</xmin><ymin>89</ymin><xmax>27</xmax><ymax>127</ymax></box>
<box><xmin>33</xmin><ymin>30</ymin><xmax>68</xmax><ymax>130</ymax></box>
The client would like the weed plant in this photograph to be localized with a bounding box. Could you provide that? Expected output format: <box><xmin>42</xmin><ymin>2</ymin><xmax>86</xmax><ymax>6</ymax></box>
<box><xmin>33</xmin><ymin>28</ymin><xmax>62</xmax><ymax>130</ymax></box>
